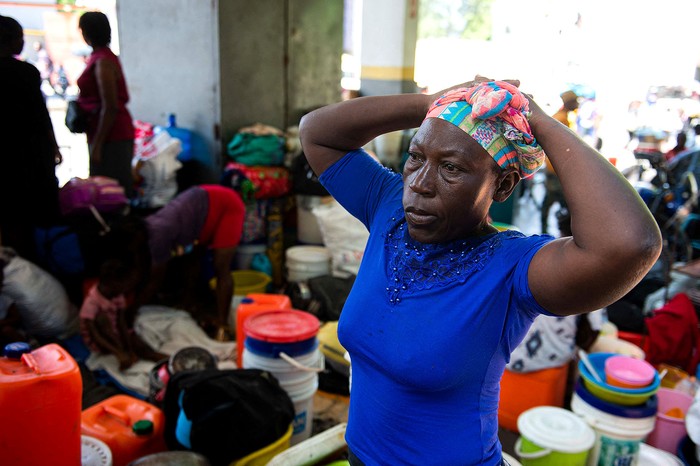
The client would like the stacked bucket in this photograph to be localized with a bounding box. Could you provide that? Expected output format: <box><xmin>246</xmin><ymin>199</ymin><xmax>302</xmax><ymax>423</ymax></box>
<box><xmin>571</xmin><ymin>352</ymin><xmax>661</xmax><ymax>464</ymax></box>
<box><xmin>241</xmin><ymin>309</ymin><xmax>323</xmax><ymax>445</ymax></box>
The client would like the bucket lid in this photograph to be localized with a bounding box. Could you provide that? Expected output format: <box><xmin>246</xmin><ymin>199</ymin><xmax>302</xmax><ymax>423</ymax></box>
<box><xmin>517</xmin><ymin>406</ymin><xmax>595</xmax><ymax>453</ymax></box>
<box><xmin>81</xmin><ymin>435</ymin><xmax>112</xmax><ymax>466</ymax></box>
<box><xmin>244</xmin><ymin>309</ymin><xmax>320</xmax><ymax>343</ymax></box>
<box><xmin>3</xmin><ymin>342</ymin><xmax>31</xmax><ymax>359</ymax></box>
<box><xmin>133</xmin><ymin>419</ymin><xmax>154</xmax><ymax>436</ymax></box>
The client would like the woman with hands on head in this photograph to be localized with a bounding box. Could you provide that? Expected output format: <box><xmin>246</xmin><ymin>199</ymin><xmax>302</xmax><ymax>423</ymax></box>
<box><xmin>77</xmin><ymin>11</ymin><xmax>135</xmax><ymax>198</ymax></box>
<box><xmin>298</xmin><ymin>76</ymin><xmax>662</xmax><ymax>465</ymax></box>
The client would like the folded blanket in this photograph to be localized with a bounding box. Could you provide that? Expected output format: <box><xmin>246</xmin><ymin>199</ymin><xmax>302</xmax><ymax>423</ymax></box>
<box><xmin>85</xmin><ymin>305</ymin><xmax>237</xmax><ymax>396</ymax></box>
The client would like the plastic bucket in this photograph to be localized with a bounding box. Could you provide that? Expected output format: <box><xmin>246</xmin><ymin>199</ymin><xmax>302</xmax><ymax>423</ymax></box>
<box><xmin>287</xmin><ymin>375</ymin><xmax>318</xmax><ymax>445</ymax></box>
<box><xmin>295</xmin><ymin>195</ymin><xmax>326</xmax><ymax>245</ymax></box>
<box><xmin>242</xmin><ymin>347</ymin><xmax>321</xmax><ymax>446</ymax></box>
<box><xmin>245</xmin><ymin>335</ymin><xmax>318</xmax><ymax>358</ymax></box>
<box><xmin>516</xmin><ymin>406</ymin><xmax>595</xmax><ymax>466</ymax></box>
<box><xmin>209</xmin><ymin>270</ymin><xmax>271</xmax><ymax>294</ymax></box>
<box><xmin>234</xmin><ymin>243</ymin><xmax>268</xmax><ymax>270</ymax></box>
<box><xmin>285</xmin><ymin>246</ymin><xmax>330</xmax><ymax>282</ymax></box>
<box><xmin>646</xmin><ymin>388</ymin><xmax>694</xmax><ymax>454</ymax></box>
<box><xmin>242</xmin><ymin>310</ymin><xmax>322</xmax><ymax>445</ymax></box>
<box><xmin>570</xmin><ymin>381</ymin><xmax>657</xmax><ymax>465</ymax></box>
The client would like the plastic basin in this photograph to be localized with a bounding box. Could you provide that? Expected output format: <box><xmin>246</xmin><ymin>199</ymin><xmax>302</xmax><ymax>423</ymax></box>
<box><xmin>578</xmin><ymin>353</ymin><xmax>659</xmax><ymax>406</ymax></box>
<box><xmin>604</xmin><ymin>354</ymin><xmax>656</xmax><ymax>388</ymax></box>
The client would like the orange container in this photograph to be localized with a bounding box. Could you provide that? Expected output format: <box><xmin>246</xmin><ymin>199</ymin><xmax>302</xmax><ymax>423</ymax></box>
<box><xmin>0</xmin><ymin>343</ymin><xmax>82</xmax><ymax>466</ymax></box>
<box><xmin>81</xmin><ymin>394</ymin><xmax>167</xmax><ymax>466</ymax></box>
<box><xmin>235</xmin><ymin>293</ymin><xmax>291</xmax><ymax>367</ymax></box>
<box><xmin>498</xmin><ymin>363</ymin><xmax>569</xmax><ymax>433</ymax></box>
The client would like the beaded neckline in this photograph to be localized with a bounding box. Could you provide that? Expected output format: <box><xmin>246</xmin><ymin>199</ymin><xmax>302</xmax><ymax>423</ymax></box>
<box><xmin>383</xmin><ymin>207</ymin><xmax>522</xmax><ymax>304</ymax></box>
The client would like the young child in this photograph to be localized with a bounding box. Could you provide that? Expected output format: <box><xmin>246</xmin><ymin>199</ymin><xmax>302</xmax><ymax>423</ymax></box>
<box><xmin>80</xmin><ymin>259</ymin><xmax>166</xmax><ymax>370</ymax></box>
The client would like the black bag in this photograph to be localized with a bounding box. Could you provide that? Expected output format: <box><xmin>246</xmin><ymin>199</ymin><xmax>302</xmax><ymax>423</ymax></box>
<box><xmin>163</xmin><ymin>368</ymin><xmax>294</xmax><ymax>466</ymax></box>
<box><xmin>65</xmin><ymin>99</ymin><xmax>88</xmax><ymax>133</ymax></box>
<box><xmin>290</xmin><ymin>152</ymin><xmax>330</xmax><ymax>196</ymax></box>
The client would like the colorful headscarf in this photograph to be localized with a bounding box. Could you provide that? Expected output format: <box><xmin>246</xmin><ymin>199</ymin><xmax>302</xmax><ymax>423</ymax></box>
<box><xmin>425</xmin><ymin>81</ymin><xmax>546</xmax><ymax>179</ymax></box>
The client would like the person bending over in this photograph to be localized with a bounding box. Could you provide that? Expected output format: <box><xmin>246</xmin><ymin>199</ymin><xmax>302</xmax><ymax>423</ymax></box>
<box><xmin>299</xmin><ymin>77</ymin><xmax>661</xmax><ymax>465</ymax></box>
<box><xmin>106</xmin><ymin>184</ymin><xmax>245</xmax><ymax>341</ymax></box>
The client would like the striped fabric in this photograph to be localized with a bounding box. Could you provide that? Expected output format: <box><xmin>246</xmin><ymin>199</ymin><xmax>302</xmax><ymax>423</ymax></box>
<box><xmin>425</xmin><ymin>81</ymin><xmax>545</xmax><ymax>179</ymax></box>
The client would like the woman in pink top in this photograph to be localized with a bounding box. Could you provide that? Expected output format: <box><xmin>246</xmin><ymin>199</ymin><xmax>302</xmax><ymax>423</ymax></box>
<box><xmin>77</xmin><ymin>11</ymin><xmax>135</xmax><ymax>197</ymax></box>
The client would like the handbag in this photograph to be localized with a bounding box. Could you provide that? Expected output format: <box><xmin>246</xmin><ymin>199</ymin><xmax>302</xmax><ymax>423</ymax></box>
<box><xmin>65</xmin><ymin>99</ymin><xmax>88</xmax><ymax>133</ymax></box>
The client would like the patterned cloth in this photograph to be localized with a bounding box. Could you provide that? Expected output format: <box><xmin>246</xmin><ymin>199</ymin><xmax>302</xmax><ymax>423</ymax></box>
<box><xmin>425</xmin><ymin>81</ymin><xmax>546</xmax><ymax>179</ymax></box>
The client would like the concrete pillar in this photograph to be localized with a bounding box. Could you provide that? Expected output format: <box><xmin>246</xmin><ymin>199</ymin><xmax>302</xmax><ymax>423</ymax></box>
<box><xmin>359</xmin><ymin>0</ymin><xmax>419</xmax><ymax>97</ymax></box>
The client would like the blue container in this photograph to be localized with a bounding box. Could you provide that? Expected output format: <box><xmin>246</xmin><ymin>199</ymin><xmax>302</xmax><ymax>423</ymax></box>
<box><xmin>159</xmin><ymin>114</ymin><xmax>212</xmax><ymax>167</ymax></box>
<box><xmin>245</xmin><ymin>337</ymin><xmax>318</xmax><ymax>358</ymax></box>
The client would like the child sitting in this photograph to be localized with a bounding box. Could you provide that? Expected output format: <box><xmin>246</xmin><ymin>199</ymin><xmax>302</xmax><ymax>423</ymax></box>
<box><xmin>80</xmin><ymin>259</ymin><xmax>167</xmax><ymax>370</ymax></box>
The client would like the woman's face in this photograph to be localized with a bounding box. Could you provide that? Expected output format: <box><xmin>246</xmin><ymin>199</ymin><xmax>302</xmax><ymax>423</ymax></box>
<box><xmin>402</xmin><ymin>118</ymin><xmax>501</xmax><ymax>243</ymax></box>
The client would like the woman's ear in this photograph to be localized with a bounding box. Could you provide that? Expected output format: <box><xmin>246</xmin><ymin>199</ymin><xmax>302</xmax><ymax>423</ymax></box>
<box><xmin>493</xmin><ymin>169</ymin><xmax>521</xmax><ymax>202</ymax></box>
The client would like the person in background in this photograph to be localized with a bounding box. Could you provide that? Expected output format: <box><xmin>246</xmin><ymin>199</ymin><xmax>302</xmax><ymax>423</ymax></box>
<box><xmin>32</xmin><ymin>40</ymin><xmax>53</xmax><ymax>92</ymax></box>
<box><xmin>299</xmin><ymin>76</ymin><xmax>661</xmax><ymax>465</ymax></box>
<box><xmin>0</xmin><ymin>15</ymin><xmax>62</xmax><ymax>261</ymax></box>
<box><xmin>80</xmin><ymin>259</ymin><xmax>167</xmax><ymax>370</ymax></box>
<box><xmin>665</xmin><ymin>131</ymin><xmax>687</xmax><ymax>162</ymax></box>
<box><xmin>541</xmin><ymin>89</ymin><xmax>579</xmax><ymax>234</ymax></box>
<box><xmin>105</xmin><ymin>185</ymin><xmax>246</xmax><ymax>342</ymax></box>
<box><xmin>77</xmin><ymin>11</ymin><xmax>136</xmax><ymax>198</ymax></box>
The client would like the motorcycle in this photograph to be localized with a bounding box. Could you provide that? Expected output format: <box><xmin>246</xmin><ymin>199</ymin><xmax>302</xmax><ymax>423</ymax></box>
<box><xmin>623</xmin><ymin>148</ymin><xmax>699</xmax><ymax>263</ymax></box>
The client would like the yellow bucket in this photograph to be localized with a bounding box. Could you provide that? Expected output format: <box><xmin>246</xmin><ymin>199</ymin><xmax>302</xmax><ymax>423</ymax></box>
<box><xmin>209</xmin><ymin>270</ymin><xmax>271</xmax><ymax>294</ymax></box>
<box><xmin>231</xmin><ymin>425</ymin><xmax>292</xmax><ymax>466</ymax></box>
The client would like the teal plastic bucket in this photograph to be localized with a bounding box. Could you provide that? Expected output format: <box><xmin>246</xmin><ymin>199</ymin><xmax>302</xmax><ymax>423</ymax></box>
<box><xmin>516</xmin><ymin>407</ymin><xmax>595</xmax><ymax>466</ymax></box>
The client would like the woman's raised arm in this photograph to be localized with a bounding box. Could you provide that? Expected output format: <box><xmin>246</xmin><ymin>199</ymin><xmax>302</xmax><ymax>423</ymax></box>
<box><xmin>299</xmin><ymin>93</ymin><xmax>432</xmax><ymax>176</ymax></box>
<box><xmin>526</xmin><ymin>97</ymin><xmax>662</xmax><ymax>315</ymax></box>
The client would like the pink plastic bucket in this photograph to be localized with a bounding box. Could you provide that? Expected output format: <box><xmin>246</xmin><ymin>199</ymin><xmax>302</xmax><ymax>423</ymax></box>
<box><xmin>646</xmin><ymin>388</ymin><xmax>694</xmax><ymax>454</ymax></box>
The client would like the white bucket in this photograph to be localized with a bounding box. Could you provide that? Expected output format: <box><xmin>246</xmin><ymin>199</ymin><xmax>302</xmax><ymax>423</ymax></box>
<box><xmin>295</xmin><ymin>195</ymin><xmax>326</xmax><ymax>245</ymax></box>
<box><xmin>288</xmin><ymin>375</ymin><xmax>318</xmax><ymax>445</ymax></box>
<box><xmin>242</xmin><ymin>347</ymin><xmax>322</xmax><ymax>445</ymax></box>
<box><xmin>285</xmin><ymin>246</ymin><xmax>330</xmax><ymax>282</ymax></box>
<box><xmin>571</xmin><ymin>387</ymin><xmax>656</xmax><ymax>465</ymax></box>
<box><xmin>233</xmin><ymin>243</ymin><xmax>267</xmax><ymax>270</ymax></box>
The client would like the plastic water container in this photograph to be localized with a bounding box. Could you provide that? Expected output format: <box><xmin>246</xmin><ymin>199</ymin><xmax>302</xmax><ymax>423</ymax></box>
<box><xmin>570</xmin><ymin>381</ymin><xmax>657</xmax><ymax>465</ymax></box>
<box><xmin>234</xmin><ymin>293</ymin><xmax>292</xmax><ymax>367</ymax></box>
<box><xmin>646</xmin><ymin>387</ymin><xmax>694</xmax><ymax>454</ymax></box>
<box><xmin>515</xmin><ymin>406</ymin><xmax>595</xmax><ymax>466</ymax></box>
<box><xmin>242</xmin><ymin>309</ymin><xmax>322</xmax><ymax>445</ymax></box>
<box><xmin>160</xmin><ymin>113</ymin><xmax>212</xmax><ymax>167</ymax></box>
<box><xmin>81</xmin><ymin>394</ymin><xmax>167</xmax><ymax>466</ymax></box>
<box><xmin>0</xmin><ymin>342</ymin><xmax>82</xmax><ymax>466</ymax></box>
<box><xmin>285</xmin><ymin>246</ymin><xmax>330</xmax><ymax>283</ymax></box>
<box><xmin>499</xmin><ymin>364</ymin><xmax>569</xmax><ymax>433</ymax></box>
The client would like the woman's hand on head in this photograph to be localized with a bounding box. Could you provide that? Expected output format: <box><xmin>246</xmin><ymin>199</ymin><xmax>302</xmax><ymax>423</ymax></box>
<box><xmin>430</xmin><ymin>75</ymin><xmax>521</xmax><ymax>101</ymax></box>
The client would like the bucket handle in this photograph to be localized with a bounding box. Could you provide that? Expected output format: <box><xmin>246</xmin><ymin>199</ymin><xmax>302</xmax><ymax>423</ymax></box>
<box><xmin>279</xmin><ymin>351</ymin><xmax>324</xmax><ymax>373</ymax></box>
<box><xmin>514</xmin><ymin>438</ymin><xmax>552</xmax><ymax>459</ymax></box>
